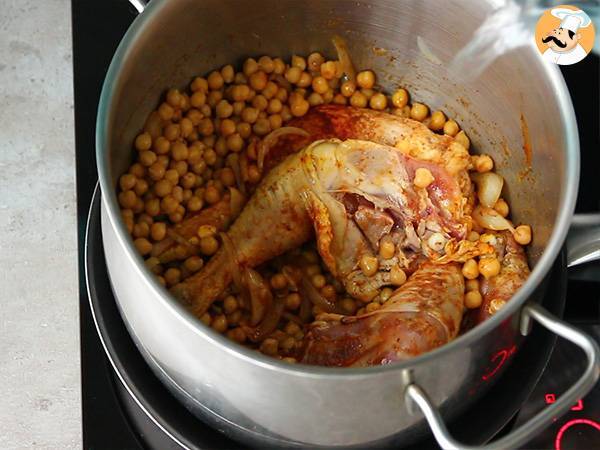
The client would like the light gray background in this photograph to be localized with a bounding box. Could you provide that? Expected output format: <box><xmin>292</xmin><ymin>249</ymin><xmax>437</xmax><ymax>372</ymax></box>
<box><xmin>0</xmin><ymin>1</ymin><xmax>80</xmax><ymax>448</ymax></box>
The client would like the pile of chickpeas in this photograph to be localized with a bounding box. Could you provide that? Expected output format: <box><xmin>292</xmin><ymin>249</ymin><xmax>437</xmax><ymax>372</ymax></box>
<box><xmin>117</xmin><ymin>50</ymin><xmax>532</xmax><ymax>361</ymax></box>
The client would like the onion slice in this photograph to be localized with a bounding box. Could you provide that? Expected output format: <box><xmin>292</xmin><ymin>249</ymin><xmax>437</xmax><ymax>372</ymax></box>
<box><xmin>332</xmin><ymin>35</ymin><xmax>356</xmax><ymax>82</ymax></box>
<box><xmin>473</xmin><ymin>205</ymin><xmax>515</xmax><ymax>232</ymax></box>
<box><xmin>243</xmin><ymin>268</ymin><xmax>273</xmax><ymax>327</ymax></box>
<box><xmin>300</xmin><ymin>275</ymin><xmax>344</xmax><ymax>314</ymax></box>
<box><xmin>471</xmin><ymin>172</ymin><xmax>504</xmax><ymax>208</ymax></box>
<box><xmin>245</xmin><ymin>297</ymin><xmax>285</xmax><ymax>343</ymax></box>
<box><xmin>257</xmin><ymin>127</ymin><xmax>309</xmax><ymax>172</ymax></box>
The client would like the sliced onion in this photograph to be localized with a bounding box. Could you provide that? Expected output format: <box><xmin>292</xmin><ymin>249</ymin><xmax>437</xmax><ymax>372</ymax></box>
<box><xmin>220</xmin><ymin>233</ymin><xmax>242</xmax><ymax>292</ymax></box>
<box><xmin>471</xmin><ymin>172</ymin><xmax>503</xmax><ymax>208</ymax></box>
<box><xmin>257</xmin><ymin>127</ymin><xmax>309</xmax><ymax>172</ymax></box>
<box><xmin>245</xmin><ymin>298</ymin><xmax>285</xmax><ymax>343</ymax></box>
<box><xmin>300</xmin><ymin>275</ymin><xmax>343</xmax><ymax>314</ymax></box>
<box><xmin>473</xmin><ymin>205</ymin><xmax>515</xmax><ymax>232</ymax></box>
<box><xmin>243</xmin><ymin>268</ymin><xmax>273</xmax><ymax>326</ymax></box>
<box><xmin>332</xmin><ymin>35</ymin><xmax>356</xmax><ymax>82</ymax></box>
<box><xmin>226</xmin><ymin>153</ymin><xmax>246</xmax><ymax>195</ymax></box>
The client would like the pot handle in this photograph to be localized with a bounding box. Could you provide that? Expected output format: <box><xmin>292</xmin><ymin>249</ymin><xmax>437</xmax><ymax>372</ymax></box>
<box><xmin>128</xmin><ymin>0</ymin><xmax>147</xmax><ymax>14</ymax></box>
<box><xmin>567</xmin><ymin>213</ymin><xmax>600</xmax><ymax>267</ymax></box>
<box><xmin>404</xmin><ymin>302</ymin><xmax>600</xmax><ymax>450</ymax></box>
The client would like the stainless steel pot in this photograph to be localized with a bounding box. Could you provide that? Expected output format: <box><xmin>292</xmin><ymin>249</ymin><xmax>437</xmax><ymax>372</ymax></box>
<box><xmin>96</xmin><ymin>0</ymin><xmax>600</xmax><ymax>447</ymax></box>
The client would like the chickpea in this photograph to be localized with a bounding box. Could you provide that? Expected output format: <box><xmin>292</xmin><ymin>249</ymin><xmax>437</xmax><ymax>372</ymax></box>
<box><xmin>223</xmin><ymin>295</ymin><xmax>239</xmax><ymax>314</ymax></box>
<box><xmin>241</xmin><ymin>107</ymin><xmax>259</xmax><ymax>124</ymax></box>
<box><xmin>231</xmin><ymin>85</ymin><xmax>250</xmax><ymax>102</ymax></box>
<box><xmin>308</xmin><ymin>92</ymin><xmax>324</xmax><ymax>107</ymax></box>
<box><xmin>390</xmin><ymin>265</ymin><xmax>407</xmax><ymax>286</ymax></box>
<box><xmin>257</xmin><ymin>55</ymin><xmax>274</xmax><ymax>73</ymax></box>
<box><xmin>340</xmin><ymin>80</ymin><xmax>356</xmax><ymax>97</ymax></box>
<box><xmin>339</xmin><ymin>298</ymin><xmax>357</xmax><ymax>314</ymax></box>
<box><xmin>272</xmin><ymin>57</ymin><xmax>286</xmax><ymax>74</ymax></box>
<box><xmin>462</xmin><ymin>259</ymin><xmax>479</xmax><ymax>280</ymax></box>
<box><xmin>160</xmin><ymin>195</ymin><xmax>179</xmax><ymax>214</ymax></box>
<box><xmin>133</xmin><ymin>222</ymin><xmax>150</xmax><ymax>239</ymax></box>
<box><xmin>134</xmin><ymin>179</ymin><xmax>149</xmax><ymax>197</ymax></box>
<box><xmin>260</xmin><ymin>338</ymin><xmax>279</xmax><ymax>356</ymax></box>
<box><xmin>361</xmin><ymin>88</ymin><xmax>375</xmax><ymax>100</ymax></box>
<box><xmin>119</xmin><ymin>173</ymin><xmax>137</xmax><ymax>191</ymax></box>
<box><xmin>164</xmin><ymin>168</ymin><xmax>179</xmax><ymax>185</ymax></box>
<box><xmin>267</xmin><ymin>98</ymin><xmax>283</xmax><ymax>114</ymax></box>
<box><xmin>135</xmin><ymin>132</ymin><xmax>152</xmax><ymax>152</ymax></box>
<box><xmin>365</xmin><ymin>302</ymin><xmax>381</xmax><ymax>313</ymax></box>
<box><xmin>145</xmin><ymin>198</ymin><xmax>161</xmax><ymax>217</ymax></box>
<box><xmin>220</xmin><ymin>119</ymin><xmax>236</xmax><ymax>137</ymax></box>
<box><xmin>332</xmin><ymin>93</ymin><xmax>347</xmax><ymax>105</ymax></box>
<box><xmin>311</xmin><ymin>274</ymin><xmax>326</xmax><ymax>289</ymax></box>
<box><xmin>455</xmin><ymin>130</ymin><xmax>470</xmax><ymax>150</ymax></box>
<box><xmin>391</xmin><ymin>88</ymin><xmax>409</xmax><ymax>108</ymax></box>
<box><xmin>321</xmin><ymin>285</ymin><xmax>336</xmax><ymax>300</ymax></box>
<box><xmin>269</xmin><ymin>114</ymin><xmax>283</xmax><ymax>130</ymax></box>
<box><xmin>317</xmin><ymin>60</ymin><xmax>334</xmax><ymax>79</ymax></box>
<box><xmin>281</xmin><ymin>105</ymin><xmax>292</xmax><ymax>122</ymax></box>
<box><xmin>494</xmin><ymin>198</ymin><xmax>510</xmax><ymax>217</ymax></box>
<box><xmin>163</xmin><ymin>123</ymin><xmax>180</xmax><ymax>141</ymax></box>
<box><xmin>290</xmin><ymin>97</ymin><xmax>309</xmax><ymax>117</ymax></box>
<box><xmin>227</xmin><ymin>327</ymin><xmax>247</xmax><ymax>344</ymax></box>
<box><xmin>200</xmin><ymin>312</ymin><xmax>212</xmax><ymax>326</ymax></box>
<box><xmin>429</xmin><ymin>111</ymin><xmax>446</xmax><ymax>131</ymax></box>
<box><xmin>248</xmin><ymin>71</ymin><xmax>267</xmax><ymax>91</ymax></box>
<box><xmin>285</xmin><ymin>292</ymin><xmax>301</xmax><ymax>310</ymax></box>
<box><xmin>198</xmin><ymin>118</ymin><xmax>214</xmax><ymax>137</ymax></box>
<box><xmin>285</xmin><ymin>66</ymin><xmax>302</xmax><ymax>84</ymax></box>
<box><xmin>410</xmin><ymin>103</ymin><xmax>429</xmax><ymax>121</ymax></box>
<box><xmin>252</xmin><ymin>94</ymin><xmax>268</xmax><ymax>111</ymax></box>
<box><xmin>468</xmin><ymin>230</ymin><xmax>480</xmax><ymax>242</ymax></box>
<box><xmin>150</xmin><ymin>222</ymin><xmax>167</xmax><ymax>241</ymax></box>
<box><xmin>212</xmin><ymin>314</ymin><xmax>228</xmax><ymax>333</ymax></box>
<box><xmin>297</xmin><ymin>71</ymin><xmax>312</xmax><ymax>88</ymax></box>
<box><xmin>118</xmin><ymin>190</ymin><xmax>137</xmax><ymax>209</ymax></box>
<box><xmin>203</xmin><ymin>148</ymin><xmax>217</xmax><ymax>166</ymax></box>
<box><xmin>153</xmin><ymin>136</ymin><xmax>170</xmax><ymax>155</ymax></box>
<box><xmin>158</xmin><ymin>102</ymin><xmax>174</xmax><ymax>121</ymax></box>
<box><xmin>165</xmin><ymin>88</ymin><xmax>181</xmax><ymax>108</ymax></box>
<box><xmin>270</xmin><ymin>273</ymin><xmax>288</xmax><ymax>290</ymax></box>
<box><xmin>414</xmin><ymin>167</ymin><xmax>435</xmax><ymax>188</ymax></box>
<box><xmin>380</xmin><ymin>287</ymin><xmax>394</xmax><ymax>303</ymax></box>
<box><xmin>443</xmin><ymin>119</ymin><xmax>460</xmax><ymax>137</ymax></box>
<box><xmin>190</xmin><ymin>90</ymin><xmax>207</xmax><ymax>109</ymax></box>
<box><xmin>214</xmin><ymin>99</ymin><xmax>232</xmax><ymax>119</ymax></box>
<box><xmin>307</xmin><ymin>52</ymin><xmax>324</xmax><ymax>72</ymax></box>
<box><xmin>181</xmin><ymin>172</ymin><xmax>196</xmax><ymax>190</ymax></box>
<box><xmin>356</xmin><ymin>70</ymin><xmax>375</xmax><ymax>89</ymax></box>
<box><xmin>479</xmin><ymin>257</ymin><xmax>501</xmax><ymax>279</ymax></box>
<box><xmin>427</xmin><ymin>232</ymin><xmax>447</xmax><ymax>252</ymax></box>
<box><xmin>207</xmin><ymin>71</ymin><xmax>224</xmax><ymax>90</ymax></box>
<box><xmin>367</xmin><ymin>92</ymin><xmax>386</xmax><ymax>110</ymax></box>
<box><xmin>379</xmin><ymin>236</ymin><xmax>395</xmax><ymax>259</ymax></box>
<box><xmin>139</xmin><ymin>150</ymin><xmax>157</xmax><ymax>167</ymax></box>
<box><xmin>191</xmin><ymin>77</ymin><xmax>208</xmax><ymax>93</ymax></box>
<box><xmin>243</xmin><ymin>58</ymin><xmax>259</xmax><ymax>77</ymax></box>
<box><xmin>134</xmin><ymin>237</ymin><xmax>152</xmax><ymax>256</ymax></box>
<box><xmin>349</xmin><ymin>91</ymin><xmax>367</xmax><ymax>108</ymax></box>
<box><xmin>187</xmin><ymin>195</ymin><xmax>203</xmax><ymax>212</ymax></box>
<box><xmin>359</xmin><ymin>255</ymin><xmax>379</xmax><ymax>277</ymax></box>
<box><xmin>514</xmin><ymin>225</ymin><xmax>532</xmax><ymax>245</ymax></box>
<box><xmin>200</xmin><ymin>235</ymin><xmax>219</xmax><ymax>255</ymax></box>
<box><xmin>465</xmin><ymin>290</ymin><xmax>483</xmax><ymax>309</ymax></box>
<box><xmin>162</xmin><ymin>268</ymin><xmax>180</xmax><ymax>287</ymax></box>
<box><xmin>170</xmin><ymin>141</ymin><xmax>187</xmax><ymax>162</ymax></box>
<box><xmin>218</xmin><ymin>64</ymin><xmax>234</xmax><ymax>83</ymax></box>
<box><xmin>207</xmin><ymin>90</ymin><xmax>223</xmax><ymax>108</ymax></box>
<box><xmin>172</xmin><ymin>160</ymin><xmax>188</xmax><ymax>177</ymax></box>
<box><xmin>474</xmin><ymin>154</ymin><xmax>494</xmax><ymax>173</ymax></box>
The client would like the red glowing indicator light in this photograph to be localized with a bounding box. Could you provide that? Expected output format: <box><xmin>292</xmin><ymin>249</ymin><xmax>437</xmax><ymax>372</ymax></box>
<box><xmin>543</xmin><ymin>394</ymin><xmax>584</xmax><ymax>411</ymax></box>
<box><xmin>554</xmin><ymin>418</ymin><xmax>600</xmax><ymax>450</ymax></box>
<box><xmin>482</xmin><ymin>345</ymin><xmax>517</xmax><ymax>381</ymax></box>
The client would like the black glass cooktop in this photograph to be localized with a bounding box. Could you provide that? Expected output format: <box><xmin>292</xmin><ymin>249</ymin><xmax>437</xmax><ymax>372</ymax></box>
<box><xmin>73</xmin><ymin>1</ymin><xmax>599</xmax><ymax>448</ymax></box>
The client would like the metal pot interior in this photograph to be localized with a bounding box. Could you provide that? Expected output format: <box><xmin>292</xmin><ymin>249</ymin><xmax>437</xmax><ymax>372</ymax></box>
<box><xmin>98</xmin><ymin>0</ymin><xmax>578</xmax><ymax>360</ymax></box>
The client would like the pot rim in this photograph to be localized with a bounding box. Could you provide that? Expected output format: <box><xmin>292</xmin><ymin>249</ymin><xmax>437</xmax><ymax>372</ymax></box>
<box><xmin>96</xmin><ymin>0</ymin><xmax>580</xmax><ymax>378</ymax></box>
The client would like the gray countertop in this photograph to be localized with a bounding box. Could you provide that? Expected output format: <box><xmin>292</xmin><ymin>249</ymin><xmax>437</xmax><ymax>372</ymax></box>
<box><xmin>0</xmin><ymin>1</ymin><xmax>80</xmax><ymax>448</ymax></box>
